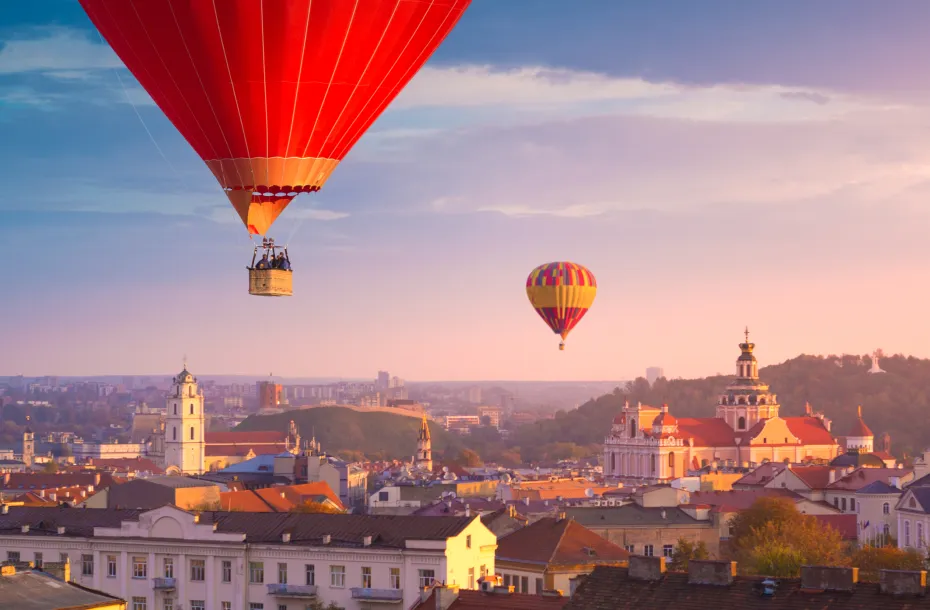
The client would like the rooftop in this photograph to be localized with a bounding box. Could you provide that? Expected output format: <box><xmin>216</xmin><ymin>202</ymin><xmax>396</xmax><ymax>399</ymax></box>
<box><xmin>497</xmin><ymin>516</ymin><xmax>629</xmax><ymax>567</ymax></box>
<box><xmin>0</xmin><ymin>566</ymin><xmax>125</xmax><ymax>610</ymax></box>
<box><xmin>565</xmin><ymin>505</ymin><xmax>710</xmax><ymax>528</ymax></box>
<box><xmin>414</xmin><ymin>587</ymin><xmax>567</xmax><ymax>610</ymax></box>
<box><xmin>0</xmin><ymin>506</ymin><xmax>475</xmax><ymax>549</ymax></box>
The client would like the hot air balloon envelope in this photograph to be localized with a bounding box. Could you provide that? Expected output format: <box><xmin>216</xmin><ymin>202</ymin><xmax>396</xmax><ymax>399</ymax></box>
<box><xmin>526</xmin><ymin>262</ymin><xmax>597</xmax><ymax>350</ymax></box>
<box><xmin>78</xmin><ymin>0</ymin><xmax>472</xmax><ymax>235</ymax></box>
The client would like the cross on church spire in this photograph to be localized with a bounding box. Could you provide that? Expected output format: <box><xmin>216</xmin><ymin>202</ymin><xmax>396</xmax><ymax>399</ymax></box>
<box><xmin>744</xmin><ymin>326</ymin><xmax>750</xmax><ymax>343</ymax></box>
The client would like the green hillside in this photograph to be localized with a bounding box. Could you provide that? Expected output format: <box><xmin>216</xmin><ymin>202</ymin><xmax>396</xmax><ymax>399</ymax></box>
<box><xmin>234</xmin><ymin>407</ymin><xmax>464</xmax><ymax>462</ymax></box>
<box><xmin>514</xmin><ymin>353</ymin><xmax>930</xmax><ymax>460</ymax></box>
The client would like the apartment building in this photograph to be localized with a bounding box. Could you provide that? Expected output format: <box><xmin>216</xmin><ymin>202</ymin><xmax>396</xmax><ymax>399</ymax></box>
<box><xmin>0</xmin><ymin>505</ymin><xmax>497</xmax><ymax>610</ymax></box>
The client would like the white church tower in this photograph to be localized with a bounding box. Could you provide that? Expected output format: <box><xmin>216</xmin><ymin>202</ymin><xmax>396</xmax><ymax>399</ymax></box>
<box><xmin>164</xmin><ymin>361</ymin><xmax>205</xmax><ymax>475</ymax></box>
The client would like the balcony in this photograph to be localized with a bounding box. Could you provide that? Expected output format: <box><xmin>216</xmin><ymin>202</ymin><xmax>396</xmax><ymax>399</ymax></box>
<box><xmin>152</xmin><ymin>578</ymin><xmax>176</xmax><ymax>590</ymax></box>
<box><xmin>350</xmin><ymin>588</ymin><xmax>404</xmax><ymax>603</ymax></box>
<box><xmin>267</xmin><ymin>583</ymin><xmax>318</xmax><ymax>598</ymax></box>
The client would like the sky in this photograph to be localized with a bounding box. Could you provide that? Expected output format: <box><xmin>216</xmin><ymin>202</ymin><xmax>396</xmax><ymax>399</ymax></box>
<box><xmin>3</xmin><ymin>1</ymin><xmax>930</xmax><ymax>381</ymax></box>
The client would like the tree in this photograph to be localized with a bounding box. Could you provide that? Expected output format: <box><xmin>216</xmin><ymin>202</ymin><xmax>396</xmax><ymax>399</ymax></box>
<box><xmin>290</xmin><ymin>501</ymin><xmax>344</xmax><ymax>514</ymax></box>
<box><xmin>729</xmin><ymin>498</ymin><xmax>847</xmax><ymax>577</ymax></box>
<box><xmin>670</xmin><ymin>538</ymin><xmax>709</xmax><ymax>571</ymax></box>
<box><xmin>455</xmin><ymin>449</ymin><xmax>483</xmax><ymax>467</ymax></box>
<box><xmin>42</xmin><ymin>461</ymin><xmax>59</xmax><ymax>474</ymax></box>
<box><xmin>850</xmin><ymin>545</ymin><xmax>926</xmax><ymax>581</ymax></box>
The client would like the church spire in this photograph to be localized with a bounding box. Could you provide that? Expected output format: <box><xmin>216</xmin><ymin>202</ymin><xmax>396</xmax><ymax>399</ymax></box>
<box><xmin>415</xmin><ymin>414</ymin><xmax>432</xmax><ymax>471</ymax></box>
<box><xmin>736</xmin><ymin>327</ymin><xmax>758</xmax><ymax>381</ymax></box>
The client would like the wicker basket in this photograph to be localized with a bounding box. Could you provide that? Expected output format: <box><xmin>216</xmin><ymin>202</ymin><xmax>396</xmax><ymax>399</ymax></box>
<box><xmin>248</xmin><ymin>268</ymin><xmax>293</xmax><ymax>297</ymax></box>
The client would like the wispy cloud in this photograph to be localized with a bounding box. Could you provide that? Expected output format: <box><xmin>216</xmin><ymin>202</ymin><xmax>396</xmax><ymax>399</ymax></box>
<box><xmin>0</xmin><ymin>27</ymin><xmax>121</xmax><ymax>75</ymax></box>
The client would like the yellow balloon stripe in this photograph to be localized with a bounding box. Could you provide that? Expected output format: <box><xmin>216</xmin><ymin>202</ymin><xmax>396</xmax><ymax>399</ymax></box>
<box><xmin>526</xmin><ymin>285</ymin><xmax>597</xmax><ymax>309</ymax></box>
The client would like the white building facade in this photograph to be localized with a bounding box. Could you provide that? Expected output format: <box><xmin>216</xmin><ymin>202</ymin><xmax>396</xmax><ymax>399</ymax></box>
<box><xmin>0</xmin><ymin>505</ymin><xmax>497</xmax><ymax>610</ymax></box>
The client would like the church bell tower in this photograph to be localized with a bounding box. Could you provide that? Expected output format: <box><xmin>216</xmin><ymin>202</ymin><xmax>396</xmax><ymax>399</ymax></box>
<box><xmin>415</xmin><ymin>414</ymin><xmax>432</xmax><ymax>472</ymax></box>
<box><xmin>164</xmin><ymin>361</ymin><xmax>205</xmax><ymax>474</ymax></box>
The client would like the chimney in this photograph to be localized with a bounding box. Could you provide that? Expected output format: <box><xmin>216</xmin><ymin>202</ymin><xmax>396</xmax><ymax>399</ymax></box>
<box><xmin>2</xmin><ymin>473</ymin><xmax>8</xmax><ymax>485</ymax></box>
<box><xmin>363</xmin><ymin>535</ymin><xmax>372</xmax><ymax>547</ymax></box>
<box><xmin>688</xmin><ymin>560</ymin><xmax>737</xmax><ymax>586</ymax></box>
<box><xmin>828</xmin><ymin>469</ymin><xmax>836</xmax><ymax>485</ymax></box>
<box><xmin>629</xmin><ymin>556</ymin><xmax>666</xmax><ymax>581</ymax></box>
<box><xmin>322</xmin><ymin>534</ymin><xmax>331</xmax><ymax>545</ymax></box>
<box><xmin>57</xmin><ymin>526</ymin><xmax>65</xmax><ymax>535</ymax></box>
<box><xmin>890</xmin><ymin>477</ymin><xmax>901</xmax><ymax>489</ymax></box>
<box><xmin>556</xmin><ymin>511</ymin><xmax>567</xmax><ymax>522</ymax></box>
<box><xmin>465</xmin><ymin>506</ymin><xmax>471</xmax><ymax>518</ymax></box>
<box><xmin>800</xmin><ymin>566</ymin><xmax>858</xmax><ymax>592</ymax></box>
<box><xmin>880</xmin><ymin>570</ymin><xmax>927</xmax><ymax>595</ymax></box>
<box><xmin>281</xmin><ymin>532</ymin><xmax>291</xmax><ymax>543</ymax></box>
<box><xmin>434</xmin><ymin>584</ymin><xmax>460</xmax><ymax>610</ymax></box>
<box><xmin>1</xmin><ymin>504</ymin><xmax>8</xmax><ymax>515</ymax></box>
<box><xmin>507</xmin><ymin>505</ymin><xmax>516</xmax><ymax>518</ymax></box>
<box><xmin>21</xmin><ymin>525</ymin><xmax>29</xmax><ymax>533</ymax></box>
<box><xmin>523</xmin><ymin>497</ymin><xmax>530</xmax><ymax>506</ymax></box>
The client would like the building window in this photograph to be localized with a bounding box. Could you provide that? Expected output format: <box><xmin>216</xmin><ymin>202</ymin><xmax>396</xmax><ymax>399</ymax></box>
<box><xmin>249</xmin><ymin>562</ymin><xmax>264</xmax><ymax>584</ymax></box>
<box><xmin>107</xmin><ymin>556</ymin><xmax>116</xmax><ymax>578</ymax></box>
<box><xmin>905</xmin><ymin>520</ymin><xmax>911</xmax><ymax>547</ymax></box>
<box><xmin>190</xmin><ymin>559</ymin><xmax>205</xmax><ymax>582</ymax></box>
<box><xmin>643</xmin><ymin>545</ymin><xmax>654</xmax><ymax>557</ymax></box>
<box><xmin>521</xmin><ymin>576</ymin><xmax>528</xmax><ymax>593</ymax></box>
<box><xmin>833</xmin><ymin>498</ymin><xmax>839</xmax><ymax>508</ymax></box>
<box><xmin>163</xmin><ymin>558</ymin><xmax>173</xmax><ymax>579</ymax></box>
<box><xmin>82</xmin><ymin>554</ymin><xmax>94</xmax><ymax>576</ymax></box>
<box><xmin>418</xmin><ymin>569</ymin><xmax>435</xmax><ymax>588</ymax></box>
<box><xmin>60</xmin><ymin>553</ymin><xmax>68</xmax><ymax>563</ymax></box>
<box><xmin>536</xmin><ymin>578</ymin><xmax>543</xmax><ymax>593</ymax></box>
<box><xmin>172</xmin><ymin>427</ymin><xmax>177</xmax><ymax>441</ymax></box>
<box><xmin>361</xmin><ymin>566</ymin><xmax>372</xmax><ymax>588</ymax></box>
<box><xmin>305</xmin><ymin>564</ymin><xmax>315</xmax><ymax>586</ymax></box>
<box><xmin>278</xmin><ymin>563</ymin><xmax>287</xmax><ymax>584</ymax></box>
<box><xmin>884</xmin><ymin>523</ymin><xmax>891</xmax><ymax>537</ymax></box>
<box><xmin>624</xmin><ymin>545</ymin><xmax>635</xmax><ymax>553</ymax></box>
<box><xmin>164</xmin><ymin>598</ymin><xmax>173</xmax><ymax>610</ymax></box>
<box><xmin>330</xmin><ymin>565</ymin><xmax>345</xmax><ymax>588</ymax></box>
<box><xmin>919</xmin><ymin>523</ymin><xmax>925</xmax><ymax>548</ymax></box>
<box><xmin>221</xmin><ymin>604</ymin><xmax>231</xmax><ymax>610</ymax></box>
<box><xmin>850</xmin><ymin>498</ymin><xmax>856</xmax><ymax>512</ymax></box>
<box><xmin>248</xmin><ymin>605</ymin><xmax>263</xmax><ymax>610</ymax></box>
<box><xmin>174</xmin><ymin>404</ymin><xmax>178</xmax><ymax>415</ymax></box>
<box><xmin>33</xmin><ymin>552</ymin><xmax>42</xmax><ymax>569</ymax></box>
<box><xmin>630</xmin><ymin>419</ymin><xmax>637</xmax><ymax>438</ymax></box>
<box><xmin>278</xmin><ymin>606</ymin><xmax>287</xmax><ymax>610</ymax></box>
<box><xmin>132</xmin><ymin>598</ymin><xmax>147</xmax><ymax>610</ymax></box>
<box><xmin>378</xmin><ymin>491</ymin><xmax>389</xmax><ymax>502</ymax></box>
<box><xmin>190</xmin><ymin>426</ymin><xmax>195</xmax><ymax>440</ymax></box>
<box><xmin>841</xmin><ymin>497</ymin><xmax>847</xmax><ymax>512</ymax></box>
<box><xmin>132</xmin><ymin>557</ymin><xmax>147</xmax><ymax>579</ymax></box>
<box><xmin>883</xmin><ymin>502</ymin><xmax>891</xmax><ymax>515</ymax></box>
<box><xmin>222</xmin><ymin>560</ymin><xmax>231</xmax><ymax>583</ymax></box>
<box><xmin>468</xmin><ymin>567</ymin><xmax>475</xmax><ymax>589</ymax></box>
<box><xmin>466</xmin><ymin>535</ymin><xmax>472</xmax><ymax>549</ymax></box>
<box><xmin>190</xmin><ymin>602</ymin><xmax>205</xmax><ymax>610</ymax></box>
<box><xmin>503</xmin><ymin>574</ymin><xmax>511</xmax><ymax>587</ymax></box>
<box><xmin>390</xmin><ymin>568</ymin><xmax>400</xmax><ymax>589</ymax></box>
<box><xmin>737</xmin><ymin>416</ymin><xmax>746</xmax><ymax>430</ymax></box>
<box><xmin>6</xmin><ymin>551</ymin><xmax>19</xmax><ymax>562</ymax></box>
<box><xmin>190</xmin><ymin>404</ymin><xmax>194</xmax><ymax>415</ymax></box>
<box><xmin>663</xmin><ymin>545</ymin><xmax>674</xmax><ymax>558</ymax></box>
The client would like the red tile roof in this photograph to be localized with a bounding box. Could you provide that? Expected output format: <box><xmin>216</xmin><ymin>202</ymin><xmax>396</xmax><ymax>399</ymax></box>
<box><xmin>690</xmin><ymin>488</ymin><xmax>802</xmax><ymax>512</ymax></box>
<box><xmin>828</xmin><ymin>467</ymin><xmax>913</xmax><ymax>492</ymax></box>
<box><xmin>732</xmin><ymin>462</ymin><xmax>787</xmax><ymax>487</ymax></box>
<box><xmin>413</xmin><ymin>588</ymin><xmax>568</xmax><ymax>610</ymax></box>
<box><xmin>813</xmin><ymin>514</ymin><xmax>858</xmax><ymax>540</ymax></box>
<box><xmin>205</xmin><ymin>431</ymin><xmax>288</xmax><ymax>445</ymax></box>
<box><xmin>497</xmin><ymin>517</ymin><xmax>629</xmax><ymax>567</ymax></box>
<box><xmin>675</xmin><ymin>418</ymin><xmax>736</xmax><ymax>446</ymax></box>
<box><xmin>787</xmin><ymin>466</ymin><xmax>834</xmax><ymax>489</ymax></box>
<box><xmin>204</xmin><ymin>443</ymin><xmax>289</xmax><ymax>457</ymax></box>
<box><xmin>219</xmin><ymin>482</ymin><xmax>344</xmax><ymax>512</ymax></box>
<box><xmin>848</xmin><ymin>417</ymin><xmax>874</xmax><ymax>438</ymax></box>
<box><xmin>85</xmin><ymin>457</ymin><xmax>163</xmax><ymax>474</ymax></box>
<box><xmin>783</xmin><ymin>417</ymin><xmax>836</xmax><ymax>445</ymax></box>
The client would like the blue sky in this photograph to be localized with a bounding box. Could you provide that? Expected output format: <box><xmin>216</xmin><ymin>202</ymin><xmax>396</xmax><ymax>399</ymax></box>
<box><xmin>3</xmin><ymin>1</ymin><xmax>930</xmax><ymax>381</ymax></box>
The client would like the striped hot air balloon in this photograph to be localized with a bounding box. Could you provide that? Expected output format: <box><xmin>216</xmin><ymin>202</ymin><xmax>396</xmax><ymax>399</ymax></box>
<box><xmin>526</xmin><ymin>262</ymin><xmax>597</xmax><ymax>351</ymax></box>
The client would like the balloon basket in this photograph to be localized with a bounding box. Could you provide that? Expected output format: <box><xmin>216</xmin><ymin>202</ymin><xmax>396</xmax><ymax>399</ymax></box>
<box><xmin>249</xmin><ymin>268</ymin><xmax>293</xmax><ymax>297</ymax></box>
<box><xmin>559</xmin><ymin>342</ymin><xmax>565</xmax><ymax>351</ymax></box>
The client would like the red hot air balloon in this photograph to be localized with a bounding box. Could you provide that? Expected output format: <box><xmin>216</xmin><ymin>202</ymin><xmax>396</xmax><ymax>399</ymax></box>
<box><xmin>78</xmin><ymin>0</ymin><xmax>471</xmax><ymax>295</ymax></box>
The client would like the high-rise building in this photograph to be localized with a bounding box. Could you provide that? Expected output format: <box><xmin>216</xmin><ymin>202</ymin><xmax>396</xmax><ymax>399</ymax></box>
<box><xmin>258</xmin><ymin>381</ymin><xmax>282</xmax><ymax>411</ymax></box>
<box><xmin>646</xmin><ymin>367</ymin><xmax>665</xmax><ymax>385</ymax></box>
<box><xmin>164</xmin><ymin>363</ymin><xmax>205</xmax><ymax>475</ymax></box>
<box><xmin>377</xmin><ymin>370</ymin><xmax>390</xmax><ymax>389</ymax></box>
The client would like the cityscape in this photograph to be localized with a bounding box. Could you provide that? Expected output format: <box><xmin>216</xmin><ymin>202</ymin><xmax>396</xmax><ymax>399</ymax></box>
<box><xmin>4</xmin><ymin>1</ymin><xmax>930</xmax><ymax>610</ymax></box>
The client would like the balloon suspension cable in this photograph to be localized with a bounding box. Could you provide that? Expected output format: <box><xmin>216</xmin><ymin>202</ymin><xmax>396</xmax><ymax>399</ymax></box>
<box><xmin>96</xmin><ymin>31</ymin><xmax>179</xmax><ymax>176</ymax></box>
<box><xmin>283</xmin><ymin>216</ymin><xmax>308</xmax><ymax>250</ymax></box>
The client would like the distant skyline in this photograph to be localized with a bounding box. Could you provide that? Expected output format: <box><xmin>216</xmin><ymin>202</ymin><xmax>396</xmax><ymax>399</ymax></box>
<box><xmin>3</xmin><ymin>1</ymin><xmax>930</xmax><ymax>380</ymax></box>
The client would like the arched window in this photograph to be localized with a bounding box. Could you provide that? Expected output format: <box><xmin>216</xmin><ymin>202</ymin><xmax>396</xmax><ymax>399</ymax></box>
<box><xmin>651</xmin><ymin>454</ymin><xmax>657</xmax><ymax>474</ymax></box>
<box><xmin>610</xmin><ymin>452</ymin><xmax>616</xmax><ymax>472</ymax></box>
<box><xmin>738</xmin><ymin>397</ymin><xmax>746</xmax><ymax>405</ymax></box>
<box><xmin>759</xmin><ymin>397</ymin><xmax>767</xmax><ymax>405</ymax></box>
<box><xmin>190</xmin><ymin>426</ymin><xmax>195</xmax><ymax>441</ymax></box>
<box><xmin>668</xmin><ymin>452</ymin><xmax>675</xmax><ymax>477</ymax></box>
<box><xmin>190</xmin><ymin>404</ymin><xmax>194</xmax><ymax>415</ymax></box>
<box><xmin>883</xmin><ymin>502</ymin><xmax>890</xmax><ymax>515</ymax></box>
<box><xmin>173</xmin><ymin>404</ymin><xmax>177</xmax><ymax>415</ymax></box>
<box><xmin>737</xmin><ymin>416</ymin><xmax>746</xmax><ymax>430</ymax></box>
<box><xmin>884</xmin><ymin>523</ymin><xmax>891</xmax><ymax>536</ymax></box>
<box><xmin>630</xmin><ymin>419</ymin><xmax>637</xmax><ymax>439</ymax></box>
<box><xmin>172</xmin><ymin>427</ymin><xmax>177</xmax><ymax>441</ymax></box>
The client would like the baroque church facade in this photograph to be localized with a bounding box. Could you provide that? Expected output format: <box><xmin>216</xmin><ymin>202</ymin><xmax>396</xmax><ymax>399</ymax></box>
<box><xmin>603</xmin><ymin>331</ymin><xmax>843</xmax><ymax>483</ymax></box>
